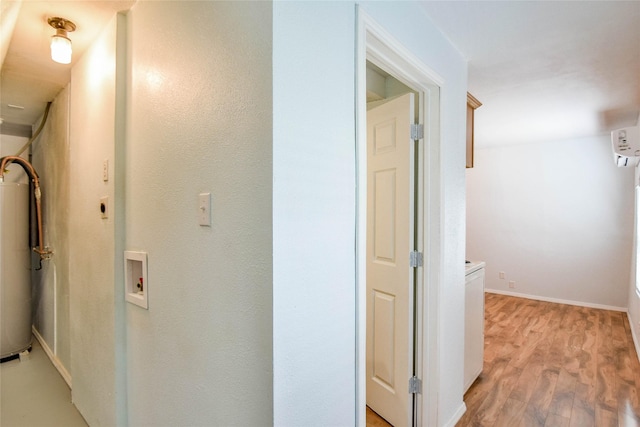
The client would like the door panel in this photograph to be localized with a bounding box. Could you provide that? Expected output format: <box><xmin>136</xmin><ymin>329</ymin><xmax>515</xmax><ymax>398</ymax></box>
<box><xmin>374</xmin><ymin>169</ymin><xmax>396</xmax><ymax>263</ymax></box>
<box><xmin>372</xmin><ymin>290</ymin><xmax>396</xmax><ymax>390</ymax></box>
<box><xmin>366</xmin><ymin>93</ymin><xmax>415</xmax><ymax>427</ymax></box>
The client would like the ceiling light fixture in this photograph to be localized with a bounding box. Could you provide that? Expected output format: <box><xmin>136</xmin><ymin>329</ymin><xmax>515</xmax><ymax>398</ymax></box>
<box><xmin>47</xmin><ymin>17</ymin><xmax>76</xmax><ymax>64</ymax></box>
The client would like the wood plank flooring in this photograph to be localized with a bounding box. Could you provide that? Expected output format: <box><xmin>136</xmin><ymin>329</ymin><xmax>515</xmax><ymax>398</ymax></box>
<box><xmin>365</xmin><ymin>293</ymin><xmax>640</xmax><ymax>426</ymax></box>
<box><xmin>457</xmin><ymin>293</ymin><xmax>640</xmax><ymax>427</ymax></box>
<box><xmin>367</xmin><ymin>406</ymin><xmax>392</xmax><ymax>426</ymax></box>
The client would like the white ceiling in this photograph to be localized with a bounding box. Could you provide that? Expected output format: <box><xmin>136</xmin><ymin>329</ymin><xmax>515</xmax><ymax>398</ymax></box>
<box><xmin>1</xmin><ymin>1</ymin><xmax>639</xmax><ymax>148</ymax></box>
<box><xmin>421</xmin><ymin>1</ymin><xmax>640</xmax><ymax>147</ymax></box>
<box><xmin>0</xmin><ymin>0</ymin><xmax>134</xmax><ymax>132</ymax></box>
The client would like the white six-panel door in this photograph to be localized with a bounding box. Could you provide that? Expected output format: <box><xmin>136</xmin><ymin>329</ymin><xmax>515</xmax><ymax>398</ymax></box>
<box><xmin>366</xmin><ymin>93</ymin><xmax>415</xmax><ymax>427</ymax></box>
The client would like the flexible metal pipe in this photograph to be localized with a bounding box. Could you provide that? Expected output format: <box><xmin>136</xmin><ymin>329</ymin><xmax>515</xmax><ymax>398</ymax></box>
<box><xmin>14</xmin><ymin>101</ymin><xmax>52</xmax><ymax>157</ymax></box>
<box><xmin>0</xmin><ymin>156</ymin><xmax>51</xmax><ymax>259</ymax></box>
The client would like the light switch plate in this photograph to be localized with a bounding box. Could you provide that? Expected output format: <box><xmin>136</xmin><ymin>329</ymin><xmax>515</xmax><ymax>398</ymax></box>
<box><xmin>103</xmin><ymin>159</ymin><xmax>109</xmax><ymax>182</ymax></box>
<box><xmin>199</xmin><ymin>193</ymin><xmax>211</xmax><ymax>226</ymax></box>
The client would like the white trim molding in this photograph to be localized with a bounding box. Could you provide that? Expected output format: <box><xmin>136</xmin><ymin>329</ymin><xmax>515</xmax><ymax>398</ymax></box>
<box><xmin>443</xmin><ymin>402</ymin><xmax>467</xmax><ymax>427</ymax></box>
<box><xmin>32</xmin><ymin>326</ymin><xmax>72</xmax><ymax>388</ymax></box>
<box><xmin>356</xmin><ymin>6</ymin><xmax>443</xmax><ymax>426</ymax></box>
<box><xmin>485</xmin><ymin>288</ymin><xmax>627</xmax><ymax>312</ymax></box>
<box><xmin>628</xmin><ymin>312</ymin><xmax>640</xmax><ymax>364</ymax></box>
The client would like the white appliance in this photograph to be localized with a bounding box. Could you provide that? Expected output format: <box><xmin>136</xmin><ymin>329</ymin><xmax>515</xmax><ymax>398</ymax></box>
<box><xmin>464</xmin><ymin>261</ymin><xmax>485</xmax><ymax>392</ymax></box>
<box><xmin>612</xmin><ymin>126</ymin><xmax>640</xmax><ymax>167</ymax></box>
<box><xmin>0</xmin><ymin>182</ymin><xmax>32</xmax><ymax>360</ymax></box>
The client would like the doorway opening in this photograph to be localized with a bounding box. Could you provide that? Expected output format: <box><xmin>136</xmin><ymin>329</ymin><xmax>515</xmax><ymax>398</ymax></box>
<box><xmin>365</xmin><ymin>67</ymin><xmax>418</xmax><ymax>427</ymax></box>
<box><xmin>356</xmin><ymin>8</ymin><xmax>443</xmax><ymax>427</ymax></box>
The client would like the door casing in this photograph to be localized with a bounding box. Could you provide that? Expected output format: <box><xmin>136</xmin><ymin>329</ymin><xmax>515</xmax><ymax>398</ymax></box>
<box><xmin>356</xmin><ymin>8</ymin><xmax>444</xmax><ymax>427</ymax></box>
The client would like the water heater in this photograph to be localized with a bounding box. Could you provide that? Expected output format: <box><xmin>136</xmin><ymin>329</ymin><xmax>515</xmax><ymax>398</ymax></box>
<box><xmin>612</xmin><ymin>126</ymin><xmax>640</xmax><ymax>167</ymax></box>
<box><xmin>0</xmin><ymin>182</ymin><xmax>32</xmax><ymax>360</ymax></box>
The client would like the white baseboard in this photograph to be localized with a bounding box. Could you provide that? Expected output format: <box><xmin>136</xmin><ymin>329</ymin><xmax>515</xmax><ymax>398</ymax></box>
<box><xmin>485</xmin><ymin>288</ymin><xmax>627</xmax><ymax>312</ymax></box>
<box><xmin>442</xmin><ymin>402</ymin><xmax>466</xmax><ymax>427</ymax></box>
<box><xmin>32</xmin><ymin>326</ymin><xmax>72</xmax><ymax>388</ymax></box>
<box><xmin>628</xmin><ymin>312</ymin><xmax>640</xmax><ymax>364</ymax></box>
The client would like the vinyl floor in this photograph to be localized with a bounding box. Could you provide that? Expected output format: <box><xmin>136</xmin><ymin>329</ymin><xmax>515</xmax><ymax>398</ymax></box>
<box><xmin>0</xmin><ymin>336</ymin><xmax>87</xmax><ymax>427</ymax></box>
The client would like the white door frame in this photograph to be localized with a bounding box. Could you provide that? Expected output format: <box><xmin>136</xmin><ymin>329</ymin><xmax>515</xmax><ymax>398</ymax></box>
<box><xmin>355</xmin><ymin>7</ymin><xmax>443</xmax><ymax>427</ymax></box>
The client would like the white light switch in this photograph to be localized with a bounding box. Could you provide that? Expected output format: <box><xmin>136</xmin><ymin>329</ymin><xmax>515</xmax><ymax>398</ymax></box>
<box><xmin>199</xmin><ymin>193</ymin><xmax>211</xmax><ymax>226</ymax></box>
<box><xmin>103</xmin><ymin>159</ymin><xmax>109</xmax><ymax>182</ymax></box>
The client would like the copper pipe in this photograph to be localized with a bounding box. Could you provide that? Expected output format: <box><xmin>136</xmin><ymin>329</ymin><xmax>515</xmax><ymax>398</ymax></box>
<box><xmin>0</xmin><ymin>156</ymin><xmax>52</xmax><ymax>259</ymax></box>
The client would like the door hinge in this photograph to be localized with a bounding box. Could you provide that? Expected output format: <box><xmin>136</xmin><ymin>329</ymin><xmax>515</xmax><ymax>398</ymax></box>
<box><xmin>411</xmin><ymin>124</ymin><xmax>424</xmax><ymax>140</ymax></box>
<box><xmin>409</xmin><ymin>376</ymin><xmax>422</xmax><ymax>394</ymax></box>
<box><xmin>410</xmin><ymin>250</ymin><xmax>423</xmax><ymax>268</ymax></box>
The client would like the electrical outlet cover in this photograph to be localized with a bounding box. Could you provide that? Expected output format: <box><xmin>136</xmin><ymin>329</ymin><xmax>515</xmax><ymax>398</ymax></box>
<box><xmin>100</xmin><ymin>196</ymin><xmax>108</xmax><ymax>219</ymax></box>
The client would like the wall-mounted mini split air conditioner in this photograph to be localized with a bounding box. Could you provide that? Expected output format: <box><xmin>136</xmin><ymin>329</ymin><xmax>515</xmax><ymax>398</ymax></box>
<box><xmin>612</xmin><ymin>126</ymin><xmax>640</xmax><ymax>167</ymax></box>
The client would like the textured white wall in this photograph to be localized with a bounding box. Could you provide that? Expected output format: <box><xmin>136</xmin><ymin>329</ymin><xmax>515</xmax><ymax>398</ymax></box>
<box><xmin>31</xmin><ymin>87</ymin><xmax>72</xmax><ymax>375</ymax></box>
<box><xmin>68</xmin><ymin>15</ymin><xmax>118</xmax><ymax>426</ymax></box>
<box><xmin>273</xmin><ymin>2</ymin><xmax>357</xmax><ymax>425</ymax></box>
<box><xmin>273</xmin><ymin>2</ymin><xmax>468</xmax><ymax>425</ymax></box>
<box><xmin>467</xmin><ymin>135</ymin><xmax>634</xmax><ymax>309</ymax></box>
<box><xmin>0</xmin><ymin>134</ymin><xmax>29</xmax><ymax>184</ymax></box>
<box><xmin>32</xmin><ymin>2</ymin><xmax>468</xmax><ymax>425</ymax></box>
<box><xmin>125</xmin><ymin>2</ymin><xmax>273</xmax><ymax>425</ymax></box>
<box><xmin>630</xmin><ymin>126</ymin><xmax>640</xmax><ymax>357</ymax></box>
<box><xmin>630</xmin><ymin>281</ymin><xmax>640</xmax><ymax>357</ymax></box>
<box><xmin>0</xmin><ymin>135</ymin><xmax>27</xmax><ymax>155</ymax></box>
<box><xmin>362</xmin><ymin>3</ymin><xmax>469</xmax><ymax>425</ymax></box>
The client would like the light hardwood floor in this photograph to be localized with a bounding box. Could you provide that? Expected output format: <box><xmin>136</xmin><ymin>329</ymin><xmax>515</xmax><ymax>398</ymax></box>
<box><xmin>457</xmin><ymin>293</ymin><xmax>640</xmax><ymax>427</ymax></box>
<box><xmin>367</xmin><ymin>406</ymin><xmax>392</xmax><ymax>426</ymax></box>
<box><xmin>367</xmin><ymin>293</ymin><xmax>640</xmax><ymax>427</ymax></box>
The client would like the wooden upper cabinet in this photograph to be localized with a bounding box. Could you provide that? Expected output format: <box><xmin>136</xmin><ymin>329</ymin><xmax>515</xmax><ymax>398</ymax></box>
<box><xmin>466</xmin><ymin>93</ymin><xmax>482</xmax><ymax>168</ymax></box>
